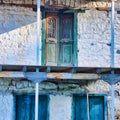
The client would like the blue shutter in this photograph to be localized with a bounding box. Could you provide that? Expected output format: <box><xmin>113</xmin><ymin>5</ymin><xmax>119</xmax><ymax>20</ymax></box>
<box><xmin>16</xmin><ymin>95</ymin><xmax>31</xmax><ymax>120</ymax></box>
<box><xmin>89</xmin><ymin>96</ymin><xmax>104</xmax><ymax>120</ymax></box>
<box><xmin>74</xmin><ymin>96</ymin><xmax>88</xmax><ymax>120</ymax></box>
<box><xmin>16</xmin><ymin>95</ymin><xmax>48</xmax><ymax>120</ymax></box>
<box><xmin>38</xmin><ymin>95</ymin><xmax>48</xmax><ymax>120</ymax></box>
<box><xmin>73</xmin><ymin>95</ymin><xmax>105</xmax><ymax>120</ymax></box>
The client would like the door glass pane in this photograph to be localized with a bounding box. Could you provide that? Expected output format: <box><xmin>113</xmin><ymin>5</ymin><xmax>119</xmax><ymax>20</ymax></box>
<box><xmin>47</xmin><ymin>17</ymin><xmax>57</xmax><ymax>39</ymax></box>
<box><xmin>61</xmin><ymin>14</ymin><xmax>73</xmax><ymax>40</ymax></box>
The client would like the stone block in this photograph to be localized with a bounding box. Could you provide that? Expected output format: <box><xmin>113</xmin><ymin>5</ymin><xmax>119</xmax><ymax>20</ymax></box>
<box><xmin>39</xmin><ymin>82</ymin><xmax>57</xmax><ymax>90</ymax></box>
<box><xmin>16</xmin><ymin>80</ymin><xmax>29</xmax><ymax>89</ymax></box>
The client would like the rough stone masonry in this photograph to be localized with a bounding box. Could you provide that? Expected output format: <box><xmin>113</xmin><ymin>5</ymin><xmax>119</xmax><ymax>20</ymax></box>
<box><xmin>0</xmin><ymin>1</ymin><xmax>120</xmax><ymax>120</ymax></box>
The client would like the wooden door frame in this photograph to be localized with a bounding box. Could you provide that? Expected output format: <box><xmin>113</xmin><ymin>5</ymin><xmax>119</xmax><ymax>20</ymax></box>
<box><xmin>72</xmin><ymin>94</ymin><xmax>108</xmax><ymax>120</ymax></box>
<box><xmin>15</xmin><ymin>94</ymin><xmax>50</xmax><ymax>120</ymax></box>
<box><xmin>41</xmin><ymin>8</ymin><xmax>78</xmax><ymax>66</ymax></box>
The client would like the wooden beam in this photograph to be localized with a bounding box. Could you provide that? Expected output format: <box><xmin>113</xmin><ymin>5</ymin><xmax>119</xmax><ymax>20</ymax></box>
<box><xmin>61</xmin><ymin>68</ymin><xmax>73</xmax><ymax>73</ymax></box>
<box><xmin>0</xmin><ymin>71</ymin><xmax>100</xmax><ymax>80</ymax></box>
<box><xmin>47</xmin><ymin>73</ymin><xmax>100</xmax><ymax>80</ymax></box>
<box><xmin>1</xmin><ymin>71</ymin><xmax>120</xmax><ymax>83</ymax></box>
<box><xmin>96</xmin><ymin>7</ymin><xmax>111</xmax><ymax>11</ymax></box>
<box><xmin>0</xmin><ymin>72</ymin><xmax>25</xmax><ymax>78</ymax></box>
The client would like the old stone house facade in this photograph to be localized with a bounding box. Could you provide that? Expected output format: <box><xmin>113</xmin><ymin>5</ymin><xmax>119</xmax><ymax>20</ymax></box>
<box><xmin>0</xmin><ymin>0</ymin><xmax>120</xmax><ymax>120</ymax></box>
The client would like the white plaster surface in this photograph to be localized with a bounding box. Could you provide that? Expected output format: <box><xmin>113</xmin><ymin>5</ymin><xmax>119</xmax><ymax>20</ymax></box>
<box><xmin>0</xmin><ymin>93</ymin><xmax>14</xmax><ymax>120</ymax></box>
<box><xmin>49</xmin><ymin>95</ymin><xmax>72</xmax><ymax>120</ymax></box>
<box><xmin>0</xmin><ymin>5</ymin><xmax>41</xmax><ymax>65</ymax></box>
<box><xmin>78</xmin><ymin>10</ymin><xmax>120</xmax><ymax>67</ymax></box>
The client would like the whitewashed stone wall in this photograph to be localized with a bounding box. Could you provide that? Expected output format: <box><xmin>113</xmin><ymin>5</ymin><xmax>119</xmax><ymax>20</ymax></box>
<box><xmin>0</xmin><ymin>5</ymin><xmax>120</xmax><ymax>67</ymax></box>
<box><xmin>78</xmin><ymin>10</ymin><xmax>120</xmax><ymax>67</ymax></box>
<box><xmin>0</xmin><ymin>78</ymin><xmax>120</xmax><ymax>120</ymax></box>
<box><xmin>0</xmin><ymin>4</ymin><xmax>120</xmax><ymax>120</ymax></box>
<box><xmin>0</xmin><ymin>5</ymin><xmax>41</xmax><ymax>65</ymax></box>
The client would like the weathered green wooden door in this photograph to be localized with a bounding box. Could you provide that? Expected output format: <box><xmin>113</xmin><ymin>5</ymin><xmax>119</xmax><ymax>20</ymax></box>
<box><xmin>73</xmin><ymin>95</ymin><xmax>105</xmax><ymax>120</ymax></box>
<box><xmin>59</xmin><ymin>13</ymin><xmax>73</xmax><ymax>65</ymax></box>
<box><xmin>16</xmin><ymin>95</ymin><xmax>48</xmax><ymax>120</ymax></box>
<box><xmin>45</xmin><ymin>12</ymin><xmax>73</xmax><ymax>66</ymax></box>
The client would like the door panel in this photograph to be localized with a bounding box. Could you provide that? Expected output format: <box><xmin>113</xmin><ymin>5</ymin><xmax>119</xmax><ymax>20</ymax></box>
<box><xmin>45</xmin><ymin>13</ymin><xmax>58</xmax><ymax>65</ymax></box>
<box><xmin>73</xmin><ymin>95</ymin><xmax>105</xmax><ymax>120</ymax></box>
<box><xmin>47</xmin><ymin>43</ymin><xmax>56</xmax><ymax>64</ymax></box>
<box><xmin>16</xmin><ymin>95</ymin><xmax>31</xmax><ymax>120</ymax></box>
<box><xmin>74</xmin><ymin>96</ymin><xmax>88</xmax><ymax>120</ymax></box>
<box><xmin>89</xmin><ymin>96</ymin><xmax>104</xmax><ymax>120</ymax></box>
<box><xmin>59</xmin><ymin>14</ymin><xmax>73</xmax><ymax>65</ymax></box>
<box><xmin>38</xmin><ymin>95</ymin><xmax>48</xmax><ymax>120</ymax></box>
<box><xmin>60</xmin><ymin>44</ymin><xmax>72</xmax><ymax>64</ymax></box>
<box><xmin>16</xmin><ymin>95</ymin><xmax>48</xmax><ymax>120</ymax></box>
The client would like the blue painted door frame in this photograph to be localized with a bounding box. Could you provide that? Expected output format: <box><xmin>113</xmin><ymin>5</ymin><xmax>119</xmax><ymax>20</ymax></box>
<box><xmin>73</xmin><ymin>94</ymin><xmax>107</xmax><ymax>120</ymax></box>
<box><xmin>15</xmin><ymin>95</ymin><xmax>49</xmax><ymax>120</ymax></box>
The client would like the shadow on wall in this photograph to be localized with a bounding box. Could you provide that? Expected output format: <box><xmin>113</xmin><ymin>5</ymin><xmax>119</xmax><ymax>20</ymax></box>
<box><xmin>0</xmin><ymin>5</ymin><xmax>37</xmax><ymax>34</ymax></box>
<box><xmin>0</xmin><ymin>6</ymin><xmax>41</xmax><ymax>65</ymax></box>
